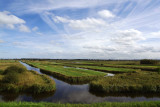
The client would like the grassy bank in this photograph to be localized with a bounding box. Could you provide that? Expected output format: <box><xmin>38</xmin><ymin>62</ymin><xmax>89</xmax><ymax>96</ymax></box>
<box><xmin>0</xmin><ymin>61</ymin><xmax>56</xmax><ymax>93</ymax></box>
<box><xmin>68</xmin><ymin>63</ymin><xmax>159</xmax><ymax>72</ymax></box>
<box><xmin>0</xmin><ymin>60</ymin><xmax>19</xmax><ymax>71</ymax></box>
<box><xmin>90</xmin><ymin>72</ymin><xmax>160</xmax><ymax>93</ymax></box>
<box><xmin>62</xmin><ymin>64</ymin><xmax>138</xmax><ymax>73</ymax></box>
<box><xmin>1</xmin><ymin>101</ymin><xmax>160</xmax><ymax>107</ymax></box>
<box><xmin>25</xmin><ymin>61</ymin><xmax>106</xmax><ymax>84</ymax></box>
<box><xmin>99</xmin><ymin>64</ymin><xmax>159</xmax><ymax>72</ymax></box>
<box><xmin>54</xmin><ymin>59</ymin><xmax>159</xmax><ymax>72</ymax></box>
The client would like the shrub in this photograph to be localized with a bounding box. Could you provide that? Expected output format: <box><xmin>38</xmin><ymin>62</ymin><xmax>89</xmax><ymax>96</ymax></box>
<box><xmin>140</xmin><ymin>59</ymin><xmax>159</xmax><ymax>65</ymax></box>
<box><xmin>3</xmin><ymin>65</ymin><xmax>27</xmax><ymax>74</ymax></box>
<box><xmin>158</xmin><ymin>68</ymin><xmax>160</xmax><ymax>74</ymax></box>
<box><xmin>29</xmin><ymin>84</ymin><xmax>55</xmax><ymax>94</ymax></box>
<box><xmin>2</xmin><ymin>73</ymin><xmax>19</xmax><ymax>84</ymax></box>
<box><xmin>0</xmin><ymin>69</ymin><xmax>4</xmax><ymax>74</ymax></box>
<box><xmin>100</xmin><ymin>64</ymin><xmax>104</xmax><ymax>66</ymax></box>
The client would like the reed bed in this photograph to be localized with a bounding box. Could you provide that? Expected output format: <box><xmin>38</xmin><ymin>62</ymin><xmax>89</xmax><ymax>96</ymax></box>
<box><xmin>90</xmin><ymin>72</ymin><xmax>160</xmax><ymax>93</ymax></box>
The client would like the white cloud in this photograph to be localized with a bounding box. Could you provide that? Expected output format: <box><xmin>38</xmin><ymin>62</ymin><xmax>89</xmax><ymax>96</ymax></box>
<box><xmin>18</xmin><ymin>24</ymin><xmax>31</xmax><ymax>32</ymax></box>
<box><xmin>53</xmin><ymin>16</ymin><xmax>107</xmax><ymax>31</ymax></box>
<box><xmin>112</xmin><ymin>29</ymin><xmax>145</xmax><ymax>46</ymax></box>
<box><xmin>53</xmin><ymin>16</ymin><xmax>69</xmax><ymax>23</ymax></box>
<box><xmin>0</xmin><ymin>11</ymin><xmax>30</xmax><ymax>32</ymax></box>
<box><xmin>150</xmin><ymin>31</ymin><xmax>160</xmax><ymax>38</ymax></box>
<box><xmin>59</xmin><ymin>28</ymin><xmax>149</xmax><ymax>58</ymax></box>
<box><xmin>7</xmin><ymin>24</ymin><xmax>15</xmax><ymax>29</ymax></box>
<box><xmin>98</xmin><ymin>10</ymin><xmax>115</xmax><ymax>18</ymax></box>
<box><xmin>32</xmin><ymin>26</ymin><xmax>39</xmax><ymax>31</ymax></box>
<box><xmin>69</xmin><ymin>18</ymin><xmax>106</xmax><ymax>31</ymax></box>
<box><xmin>12</xmin><ymin>41</ymin><xmax>63</xmax><ymax>54</ymax></box>
<box><xmin>83</xmin><ymin>46</ymin><xmax>117</xmax><ymax>52</ymax></box>
<box><xmin>36</xmin><ymin>32</ymin><xmax>44</xmax><ymax>36</ymax></box>
<box><xmin>62</xmin><ymin>34</ymin><xmax>84</xmax><ymax>40</ymax></box>
<box><xmin>9</xmin><ymin>0</ymin><xmax>128</xmax><ymax>13</ymax></box>
<box><xmin>133</xmin><ymin>46</ymin><xmax>155</xmax><ymax>53</ymax></box>
<box><xmin>51</xmin><ymin>14</ymin><xmax>149</xmax><ymax>58</ymax></box>
<box><xmin>2</xmin><ymin>0</ymin><xmax>160</xmax><ymax>59</ymax></box>
<box><xmin>0</xmin><ymin>11</ymin><xmax>25</xmax><ymax>25</ymax></box>
<box><xmin>40</xmin><ymin>10</ymin><xmax>160</xmax><ymax>59</ymax></box>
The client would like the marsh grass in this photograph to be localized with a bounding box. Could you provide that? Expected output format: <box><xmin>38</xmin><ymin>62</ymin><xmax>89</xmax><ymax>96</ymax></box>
<box><xmin>0</xmin><ymin>69</ymin><xmax>4</xmax><ymax>74</ymax></box>
<box><xmin>0</xmin><ymin>60</ymin><xmax>20</xmax><ymax>71</ymax></box>
<box><xmin>3</xmin><ymin>65</ymin><xmax>27</xmax><ymax>74</ymax></box>
<box><xmin>1</xmin><ymin>101</ymin><xmax>160</xmax><ymax>107</ymax></box>
<box><xmin>0</xmin><ymin>64</ymin><xmax>56</xmax><ymax>93</ymax></box>
<box><xmin>90</xmin><ymin>72</ymin><xmax>160</xmax><ymax>93</ymax></box>
<box><xmin>2</xmin><ymin>73</ymin><xmax>19</xmax><ymax>84</ymax></box>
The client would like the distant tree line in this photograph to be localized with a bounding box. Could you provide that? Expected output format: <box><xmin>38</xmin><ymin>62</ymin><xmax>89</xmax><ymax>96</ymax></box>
<box><xmin>140</xmin><ymin>59</ymin><xmax>159</xmax><ymax>65</ymax></box>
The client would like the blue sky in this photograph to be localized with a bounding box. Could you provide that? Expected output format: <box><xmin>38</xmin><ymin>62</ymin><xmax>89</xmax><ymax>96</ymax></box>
<box><xmin>0</xmin><ymin>0</ymin><xmax>160</xmax><ymax>59</ymax></box>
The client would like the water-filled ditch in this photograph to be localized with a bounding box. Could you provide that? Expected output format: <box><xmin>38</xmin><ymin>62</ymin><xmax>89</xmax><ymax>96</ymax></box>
<box><xmin>0</xmin><ymin>61</ymin><xmax>160</xmax><ymax>103</ymax></box>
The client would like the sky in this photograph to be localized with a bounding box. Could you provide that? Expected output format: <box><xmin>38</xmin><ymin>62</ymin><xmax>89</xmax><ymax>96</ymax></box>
<box><xmin>0</xmin><ymin>0</ymin><xmax>160</xmax><ymax>59</ymax></box>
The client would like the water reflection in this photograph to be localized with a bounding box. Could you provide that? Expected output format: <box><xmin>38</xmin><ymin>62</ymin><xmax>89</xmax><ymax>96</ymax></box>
<box><xmin>0</xmin><ymin>91</ymin><xmax>55</xmax><ymax>102</ymax></box>
<box><xmin>0</xmin><ymin>61</ymin><xmax>160</xmax><ymax>103</ymax></box>
<box><xmin>89</xmin><ymin>89</ymin><xmax>160</xmax><ymax>98</ymax></box>
<box><xmin>0</xmin><ymin>93</ymin><xmax>19</xmax><ymax>101</ymax></box>
<box><xmin>63</xmin><ymin>66</ymin><xmax>114</xmax><ymax>77</ymax></box>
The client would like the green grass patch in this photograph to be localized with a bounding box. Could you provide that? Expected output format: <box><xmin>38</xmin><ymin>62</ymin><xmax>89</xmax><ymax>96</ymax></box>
<box><xmin>25</xmin><ymin>61</ymin><xmax>106</xmax><ymax>84</ymax></box>
<box><xmin>1</xmin><ymin>101</ymin><xmax>160</xmax><ymax>107</ymax></box>
<box><xmin>51</xmin><ymin>59</ymin><xmax>159</xmax><ymax>72</ymax></box>
<box><xmin>59</xmin><ymin>62</ymin><xmax>159</xmax><ymax>72</ymax></box>
<box><xmin>62</xmin><ymin>64</ymin><xmax>138</xmax><ymax>73</ymax></box>
<box><xmin>101</xmin><ymin>64</ymin><xmax>159</xmax><ymax>71</ymax></box>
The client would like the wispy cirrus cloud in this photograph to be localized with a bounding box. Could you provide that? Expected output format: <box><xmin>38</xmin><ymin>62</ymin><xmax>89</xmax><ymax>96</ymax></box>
<box><xmin>0</xmin><ymin>0</ymin><xmax>160</xmax><ymax>59</ymax></box>
<box><xmin>8</xmin><ymin>0</ymin><xmax>128</xmax><ymax>13</ymax></box>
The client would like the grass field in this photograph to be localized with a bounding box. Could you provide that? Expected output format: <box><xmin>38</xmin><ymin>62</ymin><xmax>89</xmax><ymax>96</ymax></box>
<box><xmin>1</xmin><ymin>101</ymin><xmax>160</xmax><ymax>107</ymax></box>
<box><xmin>53</xmin><ymin>60</ymin><xmax>160</xmax><ymax>72</ymax></box>
<box><xmin>23</xmin><ymin>59</ymin><xmax>160</xmax><ymax>93</ymax></box>
<box><xmin>62</xmin><ymin>64</ymin><xmax>138</xmax><ymax>73</ymax></box>
<box><xmin>56</xmin><ymin>61</ymin><xmax>159</xmax><ymax>72</ymax></box>
<box><xmin>0</xmin><ymin>60</ymin><xmax>56</xmax><ymax>93</ymax></box>
<box><xmin>24</xmin><ymin>61</ymin><xmax>106</xmax><ymax>83</ymax></box>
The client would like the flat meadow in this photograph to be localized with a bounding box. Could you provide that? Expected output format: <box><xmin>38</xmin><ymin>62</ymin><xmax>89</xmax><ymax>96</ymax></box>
<box><xmin>24</xmin><ymin>59</ymin><xmax>160</xmax><ymax>93</ymax></box>
<box><xmin>0</xmin><ymin>59</ymin><xmax>160</xmax><ymax>106</ymax></box>
<box><xmin>24</xmin><ymin>60</ymin><xmax>106</xmax><ymax>83</ymax></box>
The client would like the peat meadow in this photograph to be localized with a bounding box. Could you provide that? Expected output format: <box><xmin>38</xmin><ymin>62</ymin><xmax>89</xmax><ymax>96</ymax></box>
<box><xmin>0</xmin><ymin>59</ymin><xmax>160</xmax><ymax>106</ymax></box>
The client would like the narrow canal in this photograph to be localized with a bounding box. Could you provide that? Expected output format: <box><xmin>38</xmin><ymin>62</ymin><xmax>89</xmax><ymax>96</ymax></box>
<box><xmin>0</xmin><ymin>62</ymin><xmax>160</xmax><ymax>103</ymax></box>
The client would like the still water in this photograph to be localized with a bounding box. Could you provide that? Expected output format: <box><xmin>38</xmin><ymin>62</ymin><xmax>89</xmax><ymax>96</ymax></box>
<box><xmin>0</xmin><ymin>62</ymin><xmax>160</xmax><ymax>103</ymax></box>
